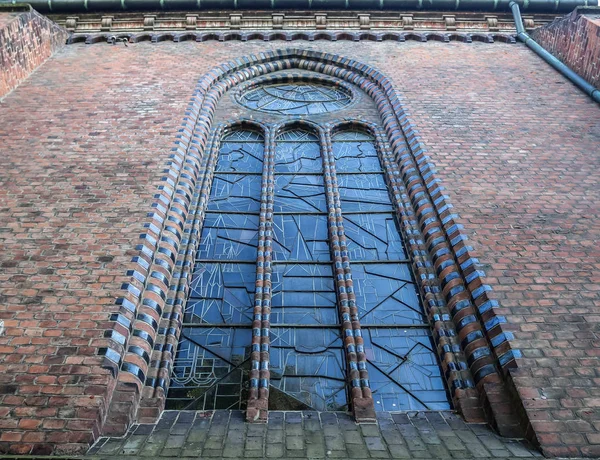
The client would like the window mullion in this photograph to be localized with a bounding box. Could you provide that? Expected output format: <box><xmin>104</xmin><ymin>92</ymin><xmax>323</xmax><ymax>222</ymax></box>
<box><xmin>246</xmin><ymin>127</ymin><xmax>275</xmax><ymax>421</ymax></box>
<box><xmin>320</xmin><ymin>128</ymin><xmax>376</xmax><ymax>420</ymax></box>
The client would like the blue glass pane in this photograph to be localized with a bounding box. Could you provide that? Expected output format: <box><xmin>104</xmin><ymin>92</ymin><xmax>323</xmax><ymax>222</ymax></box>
<box><xmin>270</xmin><ymin>327</ymin><xmax>347</xmax><ymax>411</ymax></box>
<box><xmin>239</xmin><ymin>84</ymin><xmax>352</xmax><ymax>115</ymax></box>
<box><xmin>343</xmin><ymin>213</ymin><xmax>407</xmax><ymax>261</ymax></box>
<box><xmin>351</xmin><ymin>263</ymin><xmax>425</xmax><ymax>325</ymax></box>
<box><xmin>278</xmin><ymin>130</ymin><xmax>319</xmax><ymax>142</ymax></box>
<box><xmin>274</xmin><ymin>175</ymin><xmax>327</xmax><ymax>212</ymax></box>
<box><xmin>363</xmin><ymin>328</ymin><xmax>450</xmax><ymax>411</ymax></box>
<box><xmin>199</xmin><ymin>214</ymin><xmax>259</xmax><ymax>260</ymax></box>
<box><xmin>275</xmin><ymin>131</ymin><xmax>322</xmax><ymax>173</ymax></box>
<box><xmin>207</xmin><ymin>174</ymin><xmax>262</xmax><ymax>212</ymax></box>
<box><xmin>216</xmin><ymin>132</ymin><xmax>264</xmax><ymax>173</ymax></box>
<box><xmin>223</xmin><ymin>131</ymin><xmax>264</xmax><ymax>142</ymax></box>
<box><xmin>272</xmin><ymin>214</ymin><xmax>330</xmax><ymax>262</ymax></box>
<box><xmin>168</xmin><ymin>327</ymin><xmax>251</xmax><ymax>410</ymax></box>
<box><xmin>333</xmin><ymin>135</ymin><xmax>382</xmax><ymax>173</ymax></box>
<box><xmin>186</xmin><ymin>263</ymin><xmax>255</xmax><ymax>324</ymax></box>
<box><xmin>332</xmin><ymin>131</ymin><xmax>374</xmax><ymax>141</ymax></box>
<box><xmin>337</xmin><ymin>174</ymin><xmax>393</xmax><ymax>212</ymax></box>
<box><xmin>271</xmin><ymin>264</ymin><xmax>337</xmax><ymax>325</ymax></box>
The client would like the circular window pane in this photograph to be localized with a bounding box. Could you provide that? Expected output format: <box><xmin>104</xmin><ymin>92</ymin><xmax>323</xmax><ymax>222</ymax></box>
<box><xmin>238</xmin><ymin>83</ymin><xmax>353</xmax><ymax>115</ymax></box>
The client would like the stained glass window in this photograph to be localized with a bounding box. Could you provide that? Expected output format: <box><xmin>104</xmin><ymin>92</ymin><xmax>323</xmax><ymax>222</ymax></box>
<box><xmin>167</xmin><ymin>107</ymin><xmax>452</xmax><ymax>413</ymax></box>
<box><xmin>332</xmin><ymin>131</ymin><xmax>450</xmax><ymax>411</ymax></box>
<box><xmin>269</xmin><ymin>130</ymin><xmax>348</xmax><ymax>411</ymax></box>
<box><xmin>167</xmin><ymin>130</ymin><xmax>263</xmax><ymax>410</ymax></box>
<box><xmin>238</xmin><ymin>84</ymin><xmax>352</xmax><ymax>115</ymax></box>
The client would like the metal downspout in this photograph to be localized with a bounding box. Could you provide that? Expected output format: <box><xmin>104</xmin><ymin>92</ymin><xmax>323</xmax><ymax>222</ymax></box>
<box><xmin>509</xmin><ymin>1</ymin><xmax>600</xmax><ymax>104</ymax></box>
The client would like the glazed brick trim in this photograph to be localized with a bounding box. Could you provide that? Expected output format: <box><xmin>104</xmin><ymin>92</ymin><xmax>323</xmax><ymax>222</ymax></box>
<box><xmin>394</xmin><ymin>121</ymin><xmax>522</xmax><ymax>373</ymax></box>
<box><xmin>141</xmin><ymin>125</ymin><xmax>225</xmax><ymax>395</ymax></box>
<box><xmin>66</xmin><ymin>30</ymin><xmax>517</xmax><ymax>45</ymax></box>
<box><xmin>316</xmin><ymin>123</ymin><xmax>372</xmax><ymax>407</ymax></box>
<box><xmin>100</xmin><ymin>76</ymin><xmax>221</xmax><ymax>388</ymax></box>
<box><xmin>104</xmin><ymin>48</ymin><xmax>521</xmax><ymax>434</ymax></box>
<box><xmin>328</xmin><ymin>119</ymin><xmax>474</xmax><ymax>396</ymax></box>
<box><xmin>246</xmin><ymin>122</ymin><xmax>274</xmax><ymax>416</ymax></box>
<box><xmin>144</xmin><ymin>119</ymin><xmax>272</xmax><ymax>399</ymax></box>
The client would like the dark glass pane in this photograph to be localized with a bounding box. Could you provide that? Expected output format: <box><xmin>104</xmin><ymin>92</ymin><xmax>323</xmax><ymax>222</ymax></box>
<box><xmin>274</xmin><ymin>175</ymin><xmax>327</xmax><ymax>212</ymax></box>
<box><xmin>333</xmin><ymin>133</ymin><xmax>382</xmax><ymax>173</ymax></box>
<box><xmin>199</xmin><ymin>213</ymin><xmax>259</xmax><ymax>260</ymax></box>
<box><xmin>222</xmin><ymin>130</ymin><xmax>264</xmax><ymax>142</ymax></box>
<box><xmin>352</xmin><ymin>263</ymin><xmax>425</xmax><ymax>325</ymax></box>
<box><xmin>272</xmin><ymin>214</ymin><xmax>330</xmax><ymax>262</ymax></box>
<box><xmin>239</xmin><ymin>84</ymin><xmax>352</xmax><ymax>115</ymax></box>
<box><xmin>186</xmin><ymin>263</ymin><xmax>255</xmax><ymax>324</ymax></box>
<box><xmin>271</xmin><ymin>264</ymin><xmax>337</xmax><ymax>325</ymax></box>
<box><xmin>269</xmin><ymin>327</ymin><xmax>347</xmax><ymax>411</ymax></box>
<box><xmin>332</xmin><ymin>131</ymin><xmax>374</xmax><ymax>141</ymax></box>
<box><xmin>216</xmin><ymin>130</ymin><xmax>264</xmax><ymax>173</ymax></box>
<box><xmin>337</xmin><ymin>174</ymin><xmax>393</xmax><ymax>212</ymax></box>
<box><xmin>167</xmin><ymin>327</ymin><xmax>251</xmax><ymax>410</ymax></box>
<box><xmin>207</xmin><ymin>174</ymin><xmax>262</xmax><ymax>212</ymax></box>
<box><xmin>343</xmin><ymin>213</ymin><xmax>407</xmax><ymax>261</ymax></box>
<box><xmin>275</xmin><ymin>131</ymin><xmax>322</xmax><ymax>173</ymax></box>
<box><xmin>363</xmin><ymin>328</ymin><xmax>450</xmax><ymax>411</ymax></box>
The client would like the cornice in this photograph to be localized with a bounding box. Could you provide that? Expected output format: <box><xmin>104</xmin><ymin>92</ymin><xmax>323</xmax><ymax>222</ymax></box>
<box><xmin>49</xmin><ymin>10</ymin><xmax>558</xmax><ymax>35</ymax></box>
<box><xmin>67</xmin><ymin>29</ymin><xmax>519</xmax><ymax>44</ymax></box>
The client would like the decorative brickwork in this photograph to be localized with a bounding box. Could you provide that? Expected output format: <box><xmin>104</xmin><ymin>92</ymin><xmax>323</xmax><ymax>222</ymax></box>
<box><xmin>1</xmin><ymin>37</ymin><xmax>599</xmax><ymax>457</ymax></box>
<box><xmin>69</xmin><ymin>29</ymin><xmax>518</xmax><ymax>45</ymax></box>
<box><xmin>96</xmin><ymin>49</ymin><xmax>524</xmax><ymax>440</ymax></box>
<box><xmin>531</xmin><ymin>7</ymin><xmax>600</xmax><ymax>87</ymax></box>
<box><xmin>0</xmin><ymin>6</ymin><xmax>67</xmax><ymax>98</ymax></box>
<box><xmin>50</xmin><ymin>10</ymin><xmax>555</xmax><ymax>35</ymax></box>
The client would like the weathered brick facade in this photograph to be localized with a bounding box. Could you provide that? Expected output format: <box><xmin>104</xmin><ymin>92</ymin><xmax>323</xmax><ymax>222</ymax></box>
<box><xmin>0</xmin><ymin>10</ymin><xmax>599</xmax><ymax>458</ymax></box>
<box><xmin>531</xmin><ymin>7</ymin><xmax>600</xmax><ymax>87</ymax></box>
<box><xmin>0</xmin><ymin>6</ymin><xmax>67</xmax><ymax>98</ymax></box>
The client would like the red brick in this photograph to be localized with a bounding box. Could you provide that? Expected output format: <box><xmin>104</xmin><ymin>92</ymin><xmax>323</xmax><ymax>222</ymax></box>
<box><xmin>531</xmin><ymin>9</ymin><xmax>600</xmax><ymax>87</ymax></box>
<box><xmin>18</xmin><ymin>419</ymin><xmax>42</xmax><ymax>430</ymax></box>
<box><xmin>0</xmin><ymin>9</ymin><xmax>67</xmax><ymax>98</ymax></box>
<box><xmin>0</xmin><ymin>13</ymin><xmax>598</xmax><ymax>459</ymax></box>
<box><xmin>0</xmin><ymin>432</ymin><xmax>23</xmax><ymax>442</ymax></box>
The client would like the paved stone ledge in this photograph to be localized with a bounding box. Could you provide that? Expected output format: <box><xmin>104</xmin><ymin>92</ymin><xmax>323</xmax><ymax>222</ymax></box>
<box><xmin>88</xmin><ymin>410</ymin><xmax>542</xmax><ymax>459</ymax></box>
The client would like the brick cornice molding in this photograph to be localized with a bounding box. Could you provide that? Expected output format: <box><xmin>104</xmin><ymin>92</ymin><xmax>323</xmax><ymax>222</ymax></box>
<box><xmin>51</xmin><ymin>10</ymin><xmax>556</xmax><ymax>35</ymax></box>
<box><xmin>69</xmin><ymin>29</ymin><xmax>519</xmax><ymax>44</ymax></box>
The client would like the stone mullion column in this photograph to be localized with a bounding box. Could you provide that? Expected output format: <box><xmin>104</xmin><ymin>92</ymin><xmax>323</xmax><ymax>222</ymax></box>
<box><xmin>320</xmin><ymin>128</ymin><xmax>376</xmax><ymax>422</ymax></box>
<box><xmin>372</xmin><ymin>128</ymin><xmax>475</xmax><ymax>402</ymax></box>
<box><xmin>247</xmin><ymin>127</ymin><xmax>274</xmax><ymax>423</ymax></box>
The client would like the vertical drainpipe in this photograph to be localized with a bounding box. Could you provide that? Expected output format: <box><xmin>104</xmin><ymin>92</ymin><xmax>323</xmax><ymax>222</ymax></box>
<box><xmin>509</xmin><ymin>1</ymin><xmax>600</xmax><ymax>104</ymax></box>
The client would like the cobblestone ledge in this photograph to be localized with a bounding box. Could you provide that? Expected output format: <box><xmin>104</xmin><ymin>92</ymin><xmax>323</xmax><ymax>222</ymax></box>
<box><xmin>89</xmin><ymin>410</ymin><xmax>543</xmax><ymax>459</ymax></box>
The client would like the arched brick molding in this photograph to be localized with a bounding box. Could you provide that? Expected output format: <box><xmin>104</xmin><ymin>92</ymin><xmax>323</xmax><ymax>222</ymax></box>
<box><xmin>99</xmin><ymin>48</ymin><xmax>525</xmax><ymax>439</ymax></box>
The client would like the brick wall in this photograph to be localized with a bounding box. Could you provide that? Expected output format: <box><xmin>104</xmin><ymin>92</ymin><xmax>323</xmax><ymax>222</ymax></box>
<box><xmin>0</xmin><ymin>7</ymin><xmax>68</xmax><ymax>99</ymax></box>
<box><xmin>0</xmin><ymin>39</ymin><xmax>598</xmax><ymax>456</ymax></box>
<box><xmin>531</xmin><ymin>7</ymin><xmax>600</xmax><ymax>88</ymax></box>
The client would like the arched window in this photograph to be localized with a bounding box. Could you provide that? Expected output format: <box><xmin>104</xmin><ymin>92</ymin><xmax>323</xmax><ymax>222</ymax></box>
<box><xmin>270</xmin><ymin>129</ymin><xmax>346</xmax><ymax>411</ymax></box>
<box><xmin>167</xmin><ymin>129</ymin><xmax>263</xmax><ymax>410</ymax></box>
<box><xmin>167</xmin><ymin>82</ymin><xmax>451</xmax><ymax>414</ymax></box>
<box><xmin>331</xmin><ymin>130</ymin><xmax>449</xmax><ymax>411</ymax></box>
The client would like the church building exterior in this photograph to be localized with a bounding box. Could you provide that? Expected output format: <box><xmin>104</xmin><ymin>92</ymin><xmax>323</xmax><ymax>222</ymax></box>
<box><xmin>0</xmin><ymin>0</ymin><xmax>599</xmax><ymax>456</ymax></box>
